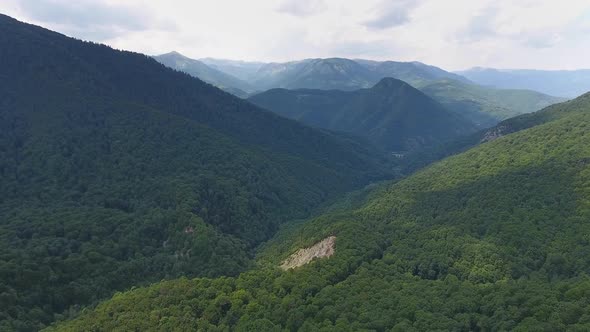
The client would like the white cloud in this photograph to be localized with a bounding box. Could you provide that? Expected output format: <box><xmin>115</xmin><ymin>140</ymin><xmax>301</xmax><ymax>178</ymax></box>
<box><xmin>276</xmin><ymin>0</ymin><xmax>326</xmax><ymax>17</ymax></box>
<box><xmin>2</xmin><ymin>0</ymin><xmax>174</xmax><ymax>40</ymax></box>
<box><xmin>1</xmin><ymin>0</ymin><xmax>589</xmax><ymax>70</ymax></box>
<box><xmin>363</xmin><ymin>0</ymin><xmax>423</xmax><ymax>30</ymax></box>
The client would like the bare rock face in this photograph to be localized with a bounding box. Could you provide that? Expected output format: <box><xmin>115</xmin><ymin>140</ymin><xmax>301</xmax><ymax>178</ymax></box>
<box><xmin>280</xmin><ymin>236</ymin><xmax>336</xmax><ymax>270</ymax></box>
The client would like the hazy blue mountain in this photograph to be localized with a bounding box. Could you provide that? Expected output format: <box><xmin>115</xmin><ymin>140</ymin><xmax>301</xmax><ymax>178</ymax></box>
<box><xmin>182</xmin><ymin>56</ymin><xmax>563</xmax><ymax>125</ymax></box>
<box><xmin>250</xmin><ymin>58</ymin><xmax>379</xmax><ymax>91</ymax></box>
<box><xmin>199</xmin><ymin>57</ymin><xmax>266</xmax><ymax>82</ymax></box>
<box><xmin>355</xmin><ymin>61</ymin><xmax>564</xmax><ymax>126</ymax></box>
<box><xmin>418</xmin><ymin>79</ymin><xmax>565</xmax><ymax>127</ymax></box>
<box><xmin>244</xmin><ymin>58</ymin><xmax>563</xmax><ymax>126</ymax></box>
<box><xmin>456</xmin><ymin>67</ymin><xmax>590</xmax><ymax>98</ymax></box>
<box><xmin>154</xmin><ymin>51</ymin><xmax>254</xmax><ymax>97</ymax></box>
<box><xmin>249</xmin><ymin>77</ymin><xmax>477</xmax><ymax>152</ymax></box>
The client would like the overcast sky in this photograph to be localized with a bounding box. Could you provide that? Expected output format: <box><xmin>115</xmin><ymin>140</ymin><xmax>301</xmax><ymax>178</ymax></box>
<box><xmin>2</xmin><ymin>0</ymin><xmax>590</xmax><ymax>70</ymax></box>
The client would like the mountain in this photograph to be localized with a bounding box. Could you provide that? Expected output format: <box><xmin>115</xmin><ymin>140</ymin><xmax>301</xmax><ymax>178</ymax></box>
<box><xmin>0</xmin><ymin>14</ymin><xmax>392</xmax><ymax>331</ymax></box>
<box><xmin>53</xmin><ymin>93</ymin><xmax>590</xmax><ymax>331</ymax></box>
<box><xmin>249</xmin><ymin>78</ymin><xmax>477</xmax><ymax>152</ymax></box>
<box><xmin>402</xmin><ymin>92</ymin><xmax>590</xmax><ymax>174</ymax></box>
<box><xmin>418</xmin><ymin>79</ymin><xmax>565</xmax><ymax>127</ymax></box>
<box><xmin>356</xmin><ymin>59</ymin><xmax>471</xmax><ymax>85</ymax></box>
<box><xmin>250</xmin><ymin>58</ymin><xmax>378</xmax><ymax>91</ymax></box>
<box><xmin>199</xmin><ymin>58</ymin><xmax>266</xmax><ymax>82</ymax></box>
<box><xmin>457</xmin><ymin>67</ymin><xmax>590</xmax><ymax>98</ymax></box>
<box><xmin>203</xmin><ymin>57</ymin><xmax>563</xmax><ymax>126</ymax></box>
<box><xmin>153</xmin><ymin>51</ymin><xmax>254</xmax><ymax>97</ymax></box>
<box><xmin>355</xmin><ymin>61</ymin><xmax>565</xmax><ymax>126</ymax></box>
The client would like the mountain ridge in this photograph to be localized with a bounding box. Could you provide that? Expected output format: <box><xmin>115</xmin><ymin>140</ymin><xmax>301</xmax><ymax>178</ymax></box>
<box><xmin>457</xmin><ymin>67</ymin><xmax>590</xmax><ymax>98</ymax></box>
<box><xmin>153</xmin><ymin>51</ymin><xmax>254</xmax><ymax>97</ymax></box>
<box><xmin>249</xmin><ymin>77</ymin><xmax>477</xmax><ymax>152</ymax></box>
<box><xmin>197</xmin><ymin>56</ymin><xmax>563</xmax><ymax>125</ymax></box>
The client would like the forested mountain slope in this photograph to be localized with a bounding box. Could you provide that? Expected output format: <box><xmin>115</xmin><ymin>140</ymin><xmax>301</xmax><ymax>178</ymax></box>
<box><xmin>0</xmin><ymin>14</ymin><xmax>391</xmax><ymax>331</ymax></box>
<box><xmin>249</xmin><ymin>78</ymin><xmax>477</xmax><ymax>152</ymax></box>
<box><xmin>52</xmin><ymin>93</ymin><xmax>590</xmax><ymax>331</ymax></box>
<box><xmin>403</xmin><ymin>92</ymin><xmax>590</xmax><ymax>173</ymax></box>
<box><xmin>418</xmin><ymin>79</ymin><xmax>565</xmax><ymax>127</ymax></box>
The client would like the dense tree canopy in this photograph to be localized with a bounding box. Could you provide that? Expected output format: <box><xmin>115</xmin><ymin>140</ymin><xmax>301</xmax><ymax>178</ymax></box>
<box><xmin>51</xmin><ymin>95</ymin><xmax>590</xmax><ymax>331</ymax></box>
<box><xmin>0</xmin><ymin>14</ymin><xmax>392</xmax><ymax>331</ymax></box>
<box><xmin>249</xmin><ymin>78</ymin><xmax>476</xmax><ymax>152</ymax></box>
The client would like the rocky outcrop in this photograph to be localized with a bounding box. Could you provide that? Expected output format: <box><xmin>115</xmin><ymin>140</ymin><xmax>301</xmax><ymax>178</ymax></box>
<box><xmin>280</xmin><ymin>236</ymin><xmax>336</xmax><ymax>270</ymax></box>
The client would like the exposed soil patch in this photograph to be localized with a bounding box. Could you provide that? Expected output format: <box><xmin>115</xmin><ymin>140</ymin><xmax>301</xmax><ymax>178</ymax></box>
<box><xmin>280</xmin><ymin>236</ymin><xmax>336</xmax><ymax>270</ymax></box>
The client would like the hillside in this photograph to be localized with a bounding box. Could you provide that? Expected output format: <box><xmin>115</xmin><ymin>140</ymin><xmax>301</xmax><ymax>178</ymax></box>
<box><xmin>403</xmin><ymin>92</ymin><xmax>590</xmax><ymax>174</ymax></box>
<box><xmin>418</xmin><ymin>79</ymin><xmax>565</xmax><ymax>127</ymax></box>
<box><xmin>457</xmin><ymin>67</ymin><xmax>590</xmax><ymax>98</ymax></box>
<box><xmin>153</xmin><ymin>51</ymin><xmax>254</xmax><ymax>97</ymax></box>
<box><xmin>0</xmin><ymin>14</ymin><xmax>392</xmax><ymax>331</ymax></box>
<box><xmin>249</xmin><ymin>78</ymin><xmax>477</xmax><ymax>152</ymax></box>
<box><xmin>51</xmin><ymin>88</ymin><xmax>590</xmax><ymax>331</ymax></box>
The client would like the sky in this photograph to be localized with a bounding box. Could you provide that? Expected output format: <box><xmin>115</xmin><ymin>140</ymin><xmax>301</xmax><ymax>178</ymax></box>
<box><xmin>1</xmin><ymin>0</ymin><xmax>590</xmax><ymax>71</ymax></box>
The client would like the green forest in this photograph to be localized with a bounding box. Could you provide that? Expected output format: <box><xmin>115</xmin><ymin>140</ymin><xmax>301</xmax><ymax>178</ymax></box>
<box><xmin>0</xmin><ymin>14</ymin><xmax>391</xmax><ymax>331</ymax></box>
<box><xmin>248</xmin><ymin>78</ymin><xmax>476</xmax><ymax>152</ymax></box>
<box><xmin>2</xmin><ymin>10</ymin><xmax>590</xmax><ymax>332</ymax></box>
<box><xmin>50</xmin><ymin>94</ymin><xmax>590</xmax><ymax>331</ymax></box>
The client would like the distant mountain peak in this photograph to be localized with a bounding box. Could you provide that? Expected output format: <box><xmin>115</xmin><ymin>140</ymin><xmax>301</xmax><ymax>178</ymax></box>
<box><xmin>371</xmin><ymin>77</ymin><xmax>407</xmax><ymax>90</ymax></box>
<box><xmin>161</xmin><ymin>51</ymin><xmax>186</xmax><ymax>58</ymax></box>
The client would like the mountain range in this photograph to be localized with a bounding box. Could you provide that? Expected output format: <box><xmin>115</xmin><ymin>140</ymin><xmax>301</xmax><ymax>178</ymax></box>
<box><xmin>158</xmin><ymin>53</ymin><xmax>564</xmax><ymax>127</ymax></box>
<box><xmin>457</xmin><ymin>67</ymin><xmax>590</xmax><ymax>98</ymax></box>
<box><xmin>249</xmin><ymin>77</ymin><xmax>477</xmax><ymax>152</ymax></box>
<box><xmin>153</xmin><ymin>52</ymin><xmax>255</xmax><ymax>97</ymax></box>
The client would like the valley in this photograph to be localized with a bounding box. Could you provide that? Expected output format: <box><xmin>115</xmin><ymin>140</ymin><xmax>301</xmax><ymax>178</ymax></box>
<box><xmin>1</xmin><ymin>4</ymin><xmax>590</xmax><ymax>331</ymax></box>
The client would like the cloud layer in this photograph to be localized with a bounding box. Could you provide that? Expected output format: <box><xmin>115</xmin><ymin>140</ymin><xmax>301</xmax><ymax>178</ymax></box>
<box><xmin>1</xmin><ymin>0</ymin><xmax>589</xmax><ymax>70</ymax></box>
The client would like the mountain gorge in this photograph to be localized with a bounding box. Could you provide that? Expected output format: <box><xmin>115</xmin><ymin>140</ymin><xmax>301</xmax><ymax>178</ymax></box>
<box><xmin>0</xmin><ymin>14</ymin><xmax>391</xmax><ymax>331</ymax></box>
<box><xmin>249</xmin><ymin>77</ymin><xmax>477</xmax><ymax>152</ymax></box>
<box><xmin>52</xmin><ymin>92</ymin><xmax>590</xmax><ymax>332</ymax></box>
<box><xmin>2</xmin><ymin>6</ymin><xmax>589</xmax><ymax>332</ymax></box>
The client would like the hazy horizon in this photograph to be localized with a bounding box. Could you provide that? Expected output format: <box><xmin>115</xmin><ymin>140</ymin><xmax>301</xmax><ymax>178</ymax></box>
<box><xmin>1</xmin><ymin>0</ymin><xmax>590</xmax><ymax>71</ymax></box>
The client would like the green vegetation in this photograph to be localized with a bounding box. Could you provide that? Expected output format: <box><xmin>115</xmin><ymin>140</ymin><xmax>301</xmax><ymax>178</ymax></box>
<box><xmin>402</xmin><ymin>93</ymin><xmax>590</xmax><ymax>173</ymax></box>
<box><xmin>249</xmin><ymin>78</ymin><xmax>476</xmax><ymax>152</ymax></box>
<box><xmin>0</xmin><ymin>14</ymin><xmax>392</xmax><ymax>331</ymax></box>
<box><xmin>52</xmin><ymin>94</ymin><xmax>590</xmax><ymax>331</ymax></box>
